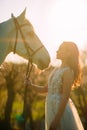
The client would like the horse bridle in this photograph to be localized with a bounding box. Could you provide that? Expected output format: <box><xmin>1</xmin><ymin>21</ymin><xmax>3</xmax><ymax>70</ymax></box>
<box><xmin>11</xmin><ymin>14</ymin><xmax>44</xmax><ymax>63</ymax></box>
<box><xmin>11</xmin><ymin>14</ymin><xmax>45</xmax><ymax>128</ymax></box>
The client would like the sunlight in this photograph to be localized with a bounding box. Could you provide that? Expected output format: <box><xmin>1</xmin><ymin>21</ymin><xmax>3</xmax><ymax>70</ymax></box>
<box><xmin>48</xmin><ymin>0</ymin><xmax>87</xmax><ymax>41</ymax></box>
<box><xmin>5</xmin><ymin>53</ymin><xmax>27</xmax><ymax>64</ymax></box>
<box><xmin>0</xmin><ymin>0</ymin><xmax>87</xmax><ymax>66</ymax></box>
<box><xmin>26</xmin><ymin>0</ymin><xmax>87</xmax><ymax>64</ymax></box>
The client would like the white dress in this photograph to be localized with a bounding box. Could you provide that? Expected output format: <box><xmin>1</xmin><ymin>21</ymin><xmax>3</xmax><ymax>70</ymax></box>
<box><xmin>45</xmin><ymin>67</ymin><xmax>84</xmax><ymax>130</ymax></box>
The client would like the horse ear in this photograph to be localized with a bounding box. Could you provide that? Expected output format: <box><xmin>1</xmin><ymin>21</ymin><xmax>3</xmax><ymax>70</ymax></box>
<box><xmin>19</xmin><ymin>8</ymin><xmax>26</xmax><ymax>19</ymax></box>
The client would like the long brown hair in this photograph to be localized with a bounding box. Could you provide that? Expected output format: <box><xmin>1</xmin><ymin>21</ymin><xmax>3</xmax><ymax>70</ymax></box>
<box><xmin>61</xmin><ymin>41</ymin><xmax>82</xmax><ymax>87</ymax></box>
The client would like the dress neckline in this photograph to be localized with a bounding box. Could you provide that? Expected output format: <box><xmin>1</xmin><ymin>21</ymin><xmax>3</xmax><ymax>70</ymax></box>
<box><xmin>58</xmin><ymin>66</ymin><xmax>70</xmax><ymax>70</ymax></box>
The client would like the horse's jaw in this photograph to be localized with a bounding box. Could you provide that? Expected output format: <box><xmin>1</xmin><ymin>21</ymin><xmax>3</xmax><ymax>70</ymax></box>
<box><xmin>37</xmin><ymin>57</ymin><xmax>50</xmax><ymax>70</ymax></box>
<box><xmin>32</xmin><ymin>49</ymin><xmax>50</xmax><ymax>70</ymax></box>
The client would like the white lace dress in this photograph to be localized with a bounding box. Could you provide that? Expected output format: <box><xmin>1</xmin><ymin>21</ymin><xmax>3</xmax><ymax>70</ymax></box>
<box><xmin>45</xmin><ymin>67</ymin><xmax>84</xmax><ymax>130</ymax></box>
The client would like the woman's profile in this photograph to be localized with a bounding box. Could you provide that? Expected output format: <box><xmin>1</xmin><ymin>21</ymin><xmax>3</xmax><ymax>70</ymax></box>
<box><xmin>26</xmin><ymin>41</ymin><xmax>84</xmax><ymax>130</ymax></box>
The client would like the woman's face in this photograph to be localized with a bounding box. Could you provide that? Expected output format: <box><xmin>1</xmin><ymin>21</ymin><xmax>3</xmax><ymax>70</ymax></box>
<box><xmin>56</xmin><ymin>44</ymin><xmax>69</xmax><ymax>60</ymax></box>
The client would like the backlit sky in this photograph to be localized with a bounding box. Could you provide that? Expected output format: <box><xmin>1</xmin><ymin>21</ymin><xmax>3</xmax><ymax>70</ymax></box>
<box><xmin>0</xmin><ymin>0</ymin><xmax>87</xmax><ymax>64</ymax></box>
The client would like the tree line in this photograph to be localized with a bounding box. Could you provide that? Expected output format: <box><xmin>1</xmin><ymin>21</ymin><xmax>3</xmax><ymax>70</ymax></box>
<box><xmin>0</xmin><ymin>49</ymin><xmax>87</xmax><ymax>130</ymax></box>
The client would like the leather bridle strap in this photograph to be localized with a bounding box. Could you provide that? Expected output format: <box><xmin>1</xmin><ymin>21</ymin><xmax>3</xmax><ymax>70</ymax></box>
<box><xmin>12</xmin><ymin>14</ymin><xmax>32</xmax><ymax>62</ymax></box>
<box><xmin>11</xmin><ymin>13</ymin><xmax>45</xmax><ymax>130</ymax></box>
<box><xmin>11</xmin><ymin>14</ymin><xmax>44</xmax><ymax>61</ymax></box>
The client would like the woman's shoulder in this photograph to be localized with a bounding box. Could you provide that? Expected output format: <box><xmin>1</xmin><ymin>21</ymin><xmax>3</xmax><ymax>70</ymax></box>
<box><xmin>62</xmin><ymin>67</ymin><xmax>74</xmax><ymax>81</ymax></box>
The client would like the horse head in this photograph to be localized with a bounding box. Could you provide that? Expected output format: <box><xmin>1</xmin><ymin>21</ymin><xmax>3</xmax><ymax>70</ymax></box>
<box><xmin>0</xmin><ymin>9</ymin><xmax>50</xmax><ymax>70</ymax></box>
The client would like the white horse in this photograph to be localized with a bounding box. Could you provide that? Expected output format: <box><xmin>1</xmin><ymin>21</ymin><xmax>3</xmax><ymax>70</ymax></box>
<box><xmin>0</xmin><ymin>9</ymin><xmax>50</xmax><ymax>70</ymax></box>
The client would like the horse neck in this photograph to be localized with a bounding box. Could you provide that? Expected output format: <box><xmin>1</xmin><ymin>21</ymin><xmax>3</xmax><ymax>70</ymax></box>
<box><xmin>0</xmin><ymin>19</ymin><xmax>14</xmax><ymax>38</ymax></box>
<box><xmin>0</xmin><ymin>19</ymin><xmax>15</xmax><ymax>53</ymax></box>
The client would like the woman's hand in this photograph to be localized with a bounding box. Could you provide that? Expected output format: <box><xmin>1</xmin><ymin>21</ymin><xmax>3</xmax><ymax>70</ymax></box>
<box><xmin>24</xmin><ymin>78</ymin><xmax>32</xmax><ymax>86</ymax></box>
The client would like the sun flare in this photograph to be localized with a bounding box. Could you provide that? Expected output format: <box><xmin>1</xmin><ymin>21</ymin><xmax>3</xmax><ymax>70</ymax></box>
<box><xmin>1</xmin><ymin>0</ymin><xmax>87</xmax><ymax>65</ymax></box>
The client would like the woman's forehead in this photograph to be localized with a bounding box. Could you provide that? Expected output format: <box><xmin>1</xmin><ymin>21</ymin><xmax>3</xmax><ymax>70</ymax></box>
<box><xmin>59</xmin><ymin>44</ymin><xmax>67</xmax><ymax>50</ymax></box>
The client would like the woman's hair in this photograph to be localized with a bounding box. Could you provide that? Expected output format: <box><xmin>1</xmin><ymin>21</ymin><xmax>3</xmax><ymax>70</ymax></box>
<box><xmin>60</xmin><ymin>41</ymin><xmax>82</xmax><ymax>87</ymax></box>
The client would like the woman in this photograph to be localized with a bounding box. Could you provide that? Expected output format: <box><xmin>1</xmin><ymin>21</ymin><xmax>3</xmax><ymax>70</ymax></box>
<box><xmin>26</xmin><ymin>41</ymin><xmax>84</xmax><ymax>130</ymax></box>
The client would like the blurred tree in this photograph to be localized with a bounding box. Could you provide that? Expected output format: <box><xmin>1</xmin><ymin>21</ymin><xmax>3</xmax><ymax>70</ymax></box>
<box><xmin>71</xmin><ymin>65</ymin><xmax>87</xmax><ymax>129</ymax></box>
<box><xmin>0</xmin><ymin>62</ymin><xmax>51</xmax><ymax>130</ymax></box>
<box><xmin>1</xmin><ymin>61</ymin><xmax>87</xmax><ymax>130</ymax></box>
<box><xmin>80</xmin><ymin>50</ymin><xmax>87</xmax><ymax>66</ymax></box>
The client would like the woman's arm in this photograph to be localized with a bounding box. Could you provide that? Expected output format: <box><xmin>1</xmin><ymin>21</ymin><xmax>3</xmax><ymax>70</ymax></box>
<box><xmin>24</xmin><ymin>78</ymin><xmax>48</xmax><ymax>94</ymax></box>
<box><xmin>49</xmin><ymin>69</ymin><xmax>74</xmax><ymax>130</ymax></box>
